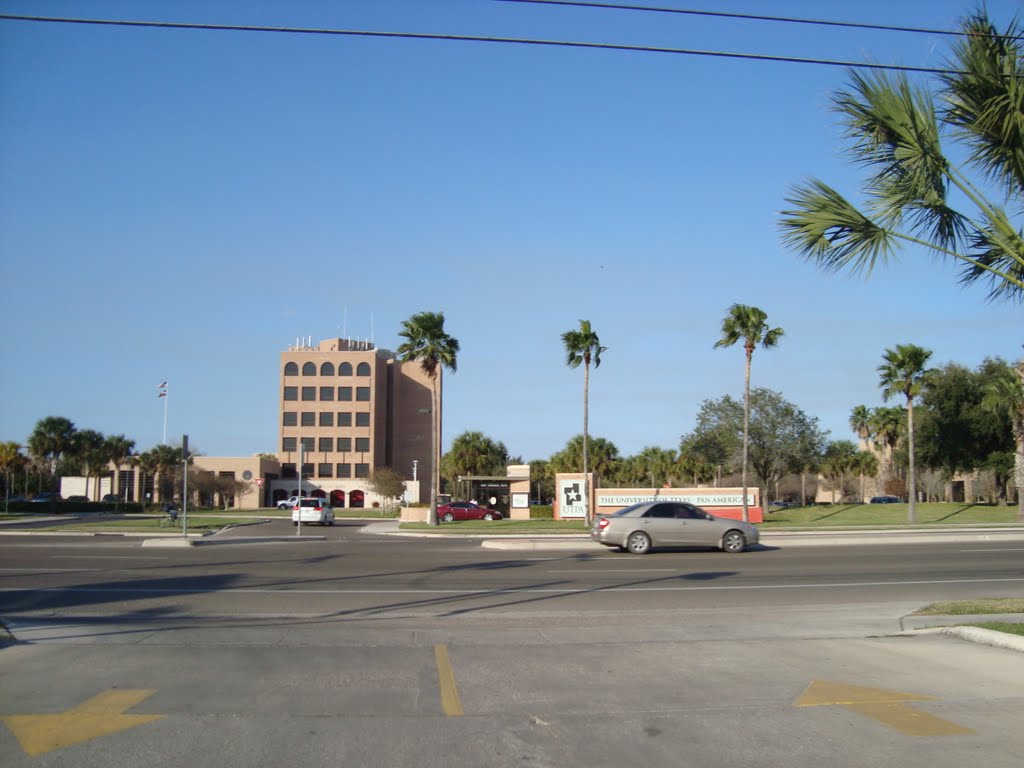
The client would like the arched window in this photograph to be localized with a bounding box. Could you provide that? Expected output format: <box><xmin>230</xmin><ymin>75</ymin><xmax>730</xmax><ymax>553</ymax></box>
<box><xmin>349</xmin><ymin>490</ymin><xmax>365</xmax><ymax>508</ymax></box>
<box><xmin>330</xmin><ymin>489</ymin><xmax>346</xmax><ymax>508</ymax></box>
<box><xmin>302</xmin><ymin>362</ymin><xmax>316</xmax><ymax>376</ymax></box>
<box><xmin>339</xmin><ymin>362</ymin><xmax>353</xmax><ymax>376</ymax></box>
<box><xmin>356</xmin><ymin>362</ymin><xmax>371</xmax><ymax>377</ymax></box>
<box><xmin>283</xmin><ymin>362</ymin><xmax>298</xmax><ymax>376</ymax></box>
<box><xmin>320</xmin><ymin>362</ymin><xmax>335</xmax><ymax>376</ymax></box>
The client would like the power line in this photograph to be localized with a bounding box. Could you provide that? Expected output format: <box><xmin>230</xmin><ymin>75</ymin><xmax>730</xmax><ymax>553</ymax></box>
<box><xmin>495</xmin><ymin>0</ymin><xmax>973</xmax><ymax>38</ymax></box>
<box><xmin>0</xmin><ymin>14</ymin><xmax>963</xmax><ymax>74</ymax></box>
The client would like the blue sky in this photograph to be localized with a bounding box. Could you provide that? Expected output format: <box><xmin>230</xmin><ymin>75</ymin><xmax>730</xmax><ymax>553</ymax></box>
<box><xmin>1</xmin><ymin>0</ymin><xmax>1020</xmax><ymax>464</ymax></box>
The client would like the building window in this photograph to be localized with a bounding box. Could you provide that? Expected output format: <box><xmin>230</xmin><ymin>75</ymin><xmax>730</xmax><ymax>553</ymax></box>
<box><xmin>319</xmin><ymin>412</ymin><xmax>334</xmax><ymax>427</ymax></box>
<box><xmin>356</xmin><ymin>362</ymin><xmax>371</xmax><ymax>377</ymax></box>
<box><xmin>356</xmin><ymin>387</ymin><xmax>370</xmax><ymax>401</ymax></box>
<box><xmin>282</xmin><ymin>463</ymin><xmax>296</xmax><ymax>478</ymax></box>
<box><xmin>318</xmin><ymin>463</ymin><xmax>333</xmax><ymax>477</ymax></box>
<box><xmin>338</xmin><ymin>412</ymin><xmax>352</xmax><ymax>427</ymax></box>
<box><xmin>355</xmin><ymin>437</ymin><xmax>370</xmax><ymax>452</ymax></box>
<box><xmin>355</xmin><ymin>463</ymin><xmax>370</xmax><ymax>478</ymax></box>
<box><xmin>300</xmin><ymin>412</ymin><xmax>315</xmax><ymax>427</ymax></box>
<box><xmin>337</xmin><ymin>463</ymin><xmax>351</xmax><ymax>478</ymax></box>
<box><xmin>284</xmin><ymin>362</ymin><xmax>298</xmax><ymax>376</ymax></box>
<box><xmin>282</xmin><ymin>437</ymin><xmax>296</xmax><ymax>452</ymax></box>
<box><xmin>318</xmin><ymin>437</ymin><xmax>333</xmax><ymax>452</ymax></box>
<box><xmin>302</xmin><ymin>362</ymin><xmax>316</xmax><ymax>376</ymax></box>
<box><xmin>320</xmin><ymin>386</ymin><xmax>334</xmax><ymax>401</ymax></box>
<box><xmin>339</xmin><ymin>362</ymin><xmax>353</xmax><ymax>376</ymax></box>
<box><xmin>282</xmin><ymin>412</ymin><xmax>297</xmax><ymax>427</ymax></box>
<box><xmin>355</xmin><ymin>412</ymin><xmax>370</xmax><ymax>427</ymax></box>
<box><xmin>301</xmin><ymin>387</ymin><xmax>316</xmax><ymax>401</ymax></box>
<box><xmin>300</xmin><ymin>437</ymin><xmax>315</xmax><ymax>452</ymax></box>
<box><xmin>338</xmin><ymin>386</ymin><xmax>352</xmax><ymax>401</ymax></box>
<box><xmin>337</xmin><ymin>437</ymin><xmax>351</xmax><ymax>452</ymax></box>
<box><xmin>301</xmin><ymin>463</ymin><xmax>314</xmax><ymax>477</ymax></box>
<box><xmin>283</xmin><ymin>386</ymin><xmax>298</xmax><ymax>401</ymax></box>
<box><xmin>320</xmin><ymin>362</ymin><xmax>335</xmax><ymax>377</ymax></box>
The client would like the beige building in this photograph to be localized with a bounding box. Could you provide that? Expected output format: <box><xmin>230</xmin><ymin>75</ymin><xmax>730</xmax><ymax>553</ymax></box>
<box><xmin>273</xmin><ymin>337</ymin><xmax>433</xmax><ymax>508</ymax></box>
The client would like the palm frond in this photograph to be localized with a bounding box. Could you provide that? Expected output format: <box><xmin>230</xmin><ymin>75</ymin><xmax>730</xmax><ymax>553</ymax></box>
<box><xmin>780</xmin><ymin>180</ymin><xmax>894</xmax><ymax>275</ymax></box>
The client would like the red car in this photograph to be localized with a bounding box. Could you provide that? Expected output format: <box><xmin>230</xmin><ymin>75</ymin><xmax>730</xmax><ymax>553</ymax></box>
<box><xmin>437</xmin><ymin>501</ymin><xmax>503</xmax><ymax>522</ymax></box>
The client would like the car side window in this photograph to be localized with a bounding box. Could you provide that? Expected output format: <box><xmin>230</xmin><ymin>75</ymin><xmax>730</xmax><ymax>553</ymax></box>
<box><xmin>645</xmin><ymin>505</ymin><xmax>676</xmax><ymax>519</ymax></box>
<box><xmin>679</xmin><ymin>504</ymin><xmax>707</xmax><ymax>519</ymax></box>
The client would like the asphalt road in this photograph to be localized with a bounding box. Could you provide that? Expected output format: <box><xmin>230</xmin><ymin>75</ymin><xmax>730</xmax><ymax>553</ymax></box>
<box><xmin>1</xmin><ymin>522</ymin><xmax>1022</xmax><ymax>767</ymax></box>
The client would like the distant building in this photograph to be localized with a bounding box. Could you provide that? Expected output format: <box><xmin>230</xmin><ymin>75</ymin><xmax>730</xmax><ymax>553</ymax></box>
<box><xmin>272</xmin><ymin>337</ymin><xmax>433</xmax><ymax>508</ymax></box>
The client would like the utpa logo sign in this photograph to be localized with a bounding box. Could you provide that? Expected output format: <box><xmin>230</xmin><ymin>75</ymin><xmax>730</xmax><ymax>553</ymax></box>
<box><xmin>558</xmin><ymin>479</ymin><xmax>586</xmax><ymax>518</ymax></box>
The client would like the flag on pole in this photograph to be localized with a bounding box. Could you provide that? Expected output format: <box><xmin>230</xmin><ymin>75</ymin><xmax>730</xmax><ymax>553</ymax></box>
<box><xmin>157</xmin><ymin>392</ymin><xmax>167</xmax><ymax>398</ymax></box>
<box><xmin>157</xmin><ymin>381</ymin><xmax>167</xmax><ymax>389</ymax></box>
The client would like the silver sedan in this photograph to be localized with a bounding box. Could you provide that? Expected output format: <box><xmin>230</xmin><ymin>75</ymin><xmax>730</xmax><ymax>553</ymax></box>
<box><xmin>591</xmin><ymin>501</ymin><xmax>760</xmax><ymax>554</ymax></box>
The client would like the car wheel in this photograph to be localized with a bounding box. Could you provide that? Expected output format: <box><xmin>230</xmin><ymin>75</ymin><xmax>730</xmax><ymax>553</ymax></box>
<box><xmin>442</xmin><ymin>512</ymin><xmax>454</xmax><ymax>522</ymax></box>
<box><xmin>721</xmin><ymin>530</ymin><xmax>747</xmax><ymax>553</ymax></box>
<box><xmin>483</xmin><ymin>512</ymin><xmax>494</xmax><ymax>521</ymax></box>
<box><xmin>626</xmin><ymin>531</ymin><xmax>651</xmax><ymax>555</ymax></box>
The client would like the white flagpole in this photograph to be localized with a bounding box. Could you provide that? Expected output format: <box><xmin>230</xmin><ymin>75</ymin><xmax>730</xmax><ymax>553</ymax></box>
<box><xmin>162</xmin><ymin>386</ymin><xmax>168</xmax><ymax>445</ymax></box>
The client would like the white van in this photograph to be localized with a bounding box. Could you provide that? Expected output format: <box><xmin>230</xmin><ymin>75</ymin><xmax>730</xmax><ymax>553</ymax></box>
<box><xmin>292</xmin><ymin>497</ymin><xmax>334</xmax><ymax>526</ymax></box>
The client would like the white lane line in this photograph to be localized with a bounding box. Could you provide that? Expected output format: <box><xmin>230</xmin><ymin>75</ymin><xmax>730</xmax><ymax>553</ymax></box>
<box><xmin>959</xmin><ymin>548</ymin><xmax>1024</xmax><ymax>552</ymax></box>
<box><xmin>2</xmin><ymin>576</ymin><xmax>1023</xmax><ymax>595</ymax></box>
<box><xmin>52</xmin><ymin>556</ymin><xmax>168</xmax><ymax>560</ymax></box>
<box><xmin>1</xmin><ymin>567</ymin><xmax>101</xmax><ymax>572</ymax></box>
<box><xmin>547</xmin><ymin>569</ymin><xmax>679</xmax><ymax>573</ymax></box>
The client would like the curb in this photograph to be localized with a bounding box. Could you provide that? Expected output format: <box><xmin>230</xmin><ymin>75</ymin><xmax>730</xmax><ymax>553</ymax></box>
<box><xmin>907</xmin><ymin>625</ymin><xmax>1024</xmax><ymax>654</ymax></box>
<box><xmin>142</xmin><ymin>534</ymin><xmax>327</xmax><ymax>548</ymax></box>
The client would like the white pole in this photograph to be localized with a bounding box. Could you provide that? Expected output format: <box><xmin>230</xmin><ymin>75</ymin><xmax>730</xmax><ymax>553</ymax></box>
<box><xmin>162</xmin><ymin>384</ymin><xmax>168</xmax><ymax>445</ymax></box>
<box><xmin>296</xmin><ymin>443</ymin><xmax>303</xmax><ymax>537</ymax></box>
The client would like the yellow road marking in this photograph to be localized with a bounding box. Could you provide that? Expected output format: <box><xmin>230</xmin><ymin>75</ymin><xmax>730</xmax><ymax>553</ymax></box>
<box><xmin>796</xmin><ymin>680</ymin><xmax>974</xmax><ymax>737</ymax></box>
<box><xmin>434</xmin><ymin>644</ymin><xmax>464</xmax><ymax>717</ymax></box>
<box><xmin>2</xmin><ymin>689</ymin><xmax>164</xmax><ymax>756</ymax></box>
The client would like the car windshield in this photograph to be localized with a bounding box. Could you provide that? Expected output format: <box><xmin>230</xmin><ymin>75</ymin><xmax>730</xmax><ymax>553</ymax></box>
<box><xmin>610</xmin><ymin>503</ymin><xmax>649</xmax><ymax>516</ymax></box>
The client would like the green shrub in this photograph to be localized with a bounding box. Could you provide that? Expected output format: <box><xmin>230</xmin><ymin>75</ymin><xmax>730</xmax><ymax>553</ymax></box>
<box><xmin>530</xmin><ymin>505</ymin><xmax>553</xmax><ymax>519</ymax></box>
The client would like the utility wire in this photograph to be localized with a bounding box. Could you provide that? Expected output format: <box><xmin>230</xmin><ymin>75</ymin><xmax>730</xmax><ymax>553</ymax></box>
<box><xmin>495</xmin><ymin>0</ymin><xmax>977</xmax><ymax>38</ymax></box>
<box><xmin>0</xmin><ymin>14</ymin><xmax>964</xmax><ymax>74</ymax></box>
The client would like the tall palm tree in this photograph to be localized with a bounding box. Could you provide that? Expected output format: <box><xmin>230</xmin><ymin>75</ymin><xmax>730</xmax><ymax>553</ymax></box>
<box><xmin>0</xmin><ymin>442</ymin><xmax>26</xmax><ymax>509</ymax></box>
<box><xmin>714</xmin><ymin>304</ymin><xmax>783</xmax><ymax>522</ymax></box>
<box><xmin>561</xmin><ymin>320</ymin><xmax>607</xmax><ymax>525</ymax></box>
<box><xmin>878</xmin><ymin>344</ymin><xmax>933</xmax><ymax>524</ymax></box>
<box><xmin>397</xmin><ymin>311</ymin><xmax>459</xmax><ymax>526</ymax></box>
<box><xmin>981</xmin><ymin>358</ymin><xmax>1024</xmax><ymax>520</ymax></box>
<box><xmin>74</xmin><ymin>429</ymin><xmax>106</xmax><ymax>500</ymax></box>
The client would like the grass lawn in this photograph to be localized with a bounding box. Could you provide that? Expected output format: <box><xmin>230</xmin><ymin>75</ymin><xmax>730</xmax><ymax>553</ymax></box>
<box><xmin>400</xmin><ymin>519</ymin><xmax>588</xmax><ymax>534</ymax></box>
<box><xmin>36</xmin><ymin>516</ymin><xmax>251</xmax><ymax>533</ymax></box>
<box><xmin>914</xmin><ymin>598</ymin><xmax>1024</xmax><ymax>637</ymax></box>
<box><xmin>762</xmin><ymin>502</ymin><xmax>1021</xmax><ymax>527</ymax></box>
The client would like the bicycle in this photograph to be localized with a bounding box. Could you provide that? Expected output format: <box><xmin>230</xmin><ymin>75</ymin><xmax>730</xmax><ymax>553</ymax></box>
<box><xmin>158</xmin><ymin>506</ymin><xmax>180</xmax><ymax>528</ymax></box>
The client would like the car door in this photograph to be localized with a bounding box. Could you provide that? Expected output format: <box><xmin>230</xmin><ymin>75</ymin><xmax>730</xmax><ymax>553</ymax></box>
<box><xmin>640</xmin><ymin>503</ymin><xmax>684</xmax><ymax>546</ymax></box>
<box><xmin>674</xmin><ymin>503</ymin><xmax>721</xmax><ymax>546</ymax></box>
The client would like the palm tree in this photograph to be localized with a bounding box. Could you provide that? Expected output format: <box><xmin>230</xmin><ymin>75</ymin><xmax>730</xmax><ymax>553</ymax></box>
<box><xmin>104</xmin><ymin>434</ymin><xmax>136</xmax><ymax>505</ymax></box>
<box><xmin>74</xmin><ymin>429</ymin><xmax>106</xmax><ymax>500</ymax></box>
<box><xmin>397</xmin><ymin>311</ymin><xmax>459</xmax><ymax>526</ymax></box>
<box><xmin>136</xmin><ymin>449</ymin><xmax>159</xmax><ymax>509</ymax></box>
<box><xmin>714</xmin><ymin>304</ymin><xmax>783</xmax><ymax>521</ymax></box>
<box><xmin>981</xmin><ymin>359</ymin><xmax>1024</xmax><ymax>520</ymax></box>
<box><xmin>849</xmin><ymin>405</ymin><xmax>874</xmax><ymax>449</ymax></box>
<box><xmin>0</xmin><ymin>442</ymin><xmax>26</xmax><ymax>509</ymax></box>
<box><xmin>854</xmin><ymin>450</ymin><xmax>880</xmax><ymax>503</ymax></box>
<box><xmin>27</xmin><ymin>416</ymin><xmax>77</xmax><ymax>479</ymax></box>
<box><xmin>878</xmin><ymin>344</ymin><xmax>933</xmax><ymax>523</ymax></box>
<box><xmin>561</xmin><ymin>320</ymin><xmax>607</xmax><ymax>525</ymax></box>
<box><xmin>779</xmin><ymin>10</ymin><xmax>1024</xmax><ymax>303</ymax></box>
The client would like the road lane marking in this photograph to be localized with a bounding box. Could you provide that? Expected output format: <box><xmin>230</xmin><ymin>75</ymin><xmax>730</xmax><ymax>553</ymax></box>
<box><xmin>0</xmin><ymin>568</ymin><xmax>100</xmax><ymax>572</ymax></box>
<box><xmin>796</xmin><ymin>680</ymin><xmax>973</xmax><ymax>736</ymax></box>
<box><xmin>547</xmin><ymin>568</ymin><xmax>678</xmax><ymax>573</ymax></box>
<box><xmin>3</xmin><ymin>576</ymin><xmax>1023</xmax><ymax>596</ymax></box>
<box><xmin>434</xmin><ymin>645</ymin><xmax>463</xmax><ymax>717</ymax></box>
<box><xmin>55</xmin><ymin>556</ymin><xmax>169</xmax><ymax>560</ymax></box>
<box><xmin>1</xmin><ymin>689</ymin><xmax>164</xmax><ymax>756</ymax></box>
<box><xmin>959</xmin><ymin>548</ymin><xmax>1024</xmax><ymax>552</ymax></box>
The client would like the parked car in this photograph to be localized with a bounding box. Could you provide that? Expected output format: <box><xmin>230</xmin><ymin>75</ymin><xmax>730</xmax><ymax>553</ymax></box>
<box><xmin>292</xmin><ymin>497</ymin><xmax>334</xmax><ymax>526</ymax></box>
<box><xmin>436</xmin><ymin>501</ymin><xmax>503</xmax><ymax>522</ymax></box>
<box><xmin>101</xmin><ymin>494</ymin><xmax>120</xmax><ymax>503</ymax></box>
<box><xmin>277</xmin><ymin>496</ymin><xmax>302</xmax><ymax>510</ymax></box>
<box><xmin>870</xmin><ymin>495</ymin><xmax>901</xmax><ymax>504</ymax></box>
<box><xmin>591</xmin><ymin>501</ymin><xmax>760</xmax><ymax>554</ymax></box>
<box><xmin>65</xmin><ymin>495</ymin><xmax>89</xmax><ymax>503</ymax></box>
<box><xmin>30</xmin><ymin>492</ymin><xmax>63</xmax><ymax>503</ymax></box>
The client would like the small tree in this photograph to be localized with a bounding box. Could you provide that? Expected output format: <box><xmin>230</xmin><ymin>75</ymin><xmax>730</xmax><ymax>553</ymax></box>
<box><xmin>368</xmin><ymin>467</ymin><xmax>407</xmax><ymax>513</ymax></box>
